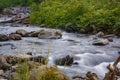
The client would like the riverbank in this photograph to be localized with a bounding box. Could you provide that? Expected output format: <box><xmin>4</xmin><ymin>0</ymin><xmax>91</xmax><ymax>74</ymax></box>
<box><xmin>29</xmin><ymin>0</ymin><xmax>120</xmax><ymax>36</ymax></box>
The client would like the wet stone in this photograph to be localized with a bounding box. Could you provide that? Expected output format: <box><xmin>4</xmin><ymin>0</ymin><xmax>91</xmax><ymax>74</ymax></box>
<box><xmin>55</xmin><ymin>55</ymin><xmax>74</xmax><ymax>66</ymax></box>
<box><xmin>92</xmin><ymin>39</ymin><xmax>109</xmax><ymax>46</ymax></box>
<box><xmin>0</xmin><ymin>34</ymin><xmax>9</xmax><ymax>41</ymax></box>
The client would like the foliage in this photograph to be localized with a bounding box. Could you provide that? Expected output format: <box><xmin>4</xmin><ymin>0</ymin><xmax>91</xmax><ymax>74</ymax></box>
<box><xmin>30</xmin><ymin>0</ymin><xmax>120</xmax><ymax>34</ymax></box>
<box><xmin>0</xmin><ymin>0</ymin><xmax>42</xmax><ymax>7</ymax></box>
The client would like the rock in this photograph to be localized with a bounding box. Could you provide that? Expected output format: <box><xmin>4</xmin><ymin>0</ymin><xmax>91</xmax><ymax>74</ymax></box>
<box><xmin>25</xmin><ymin>31</ymin><xmax>35</xmax><ymax>37</ymax></box>
<box><xmin>30</xmin><ymin>55</ymin><xmax>48</xmax><ymax>64</ymax></box>
<box><xmin>11</xmin><ymin>24</ymin><xmax>20</xmax><ymax>27</ymax></box>
<box><xmin>9</xmin><ymin>33</ymin><xmax>22</xmax><ymax>40</ymax></box>
<box><xmin>2</xmin><ymin>70</ymin><xmax>11</xmax><ymax>79</ymax></box>
<box><xmin>79</xmin><ymin>29</ymin><xmax>86</xmax><ymax>34</ymax></box>
<box><xmin>0</xmin><ymin>34</ymin><xmax>9</xmax><ymax>41</ymax></box>
<box><xmin>8</xmin><ymin>61</ymin><xmax>42</xmax><ymax>80</ymax></box>
<box><xmin>11</xmin><ymin>61</ymin><xmax>42</xmax><ymax>72</ymax></box>
<box><xmin>38</xmin><ymin>29</ymin><xmax>62</xmax><ymax>39</ymax></box>
<box><xmin>92</xmin><ymin>39</ymin><xmax>109</xmax><ymax>46</ymax></box>
<box><xmin>0</xmin><ymin>54</ymin><xmax>11</xmax><ymax>70</ymax></box>
<box><xmin>0</xmin><ymin>54</ymin><xmax>32</xmax><ymax>70</ymax></box>
<box><xmin>55</xmin><ymin>55</ymin><xmax>73</xmax><ymax>66</ymax></box>
<box><xmin>40</xmin><ymin>24</ymin><xmax>47</xmax><ymax>27</ymax></box>
<box><xmin>107</xmin><ymin>38</ymin><xmax>113</xmax><ymax>42</ymax></box>
<box><xmin>0</xmin><ymin>70</ymin><xmax>4</xmax><ymax>75</ymax></box>
<box><xmin>3</xmin><ymin>8</ymin><xmax>13</xmax><ymax>15</ymax></box>
<box><xmin>103</xmin><ymin>34</ymin><xmax>115</xmax><ymax>38</ymax></box>
<box><xmin>26</xmin><ymin>52</ymin><xmax>32</xmax><ymax>55</ymax></box>
<box><xmin>31</xmin><ymin>29</ymin><xmax>45</xmax><ymax>37</ymax></box>
<box><xmin>96</xmin><ymin>31</ymin><xmax>104</xmax><ymax>37</ymax></box>
<box><xmin>73</xmin><ymin>62</ymin><xmax>79</xmax><ymax>65</ymax></box>
<box><xmin>21</xmin><ymin>17</ymin><xmax>29</xmax><ymax>24</ymax></box>
<box><xmin>30</xmin><ymin>65</ymin><xmax>69</xmax><ymax>80</ymax></box>
<box><xmin>16</xmin><ymin>29</ymin><xmax>28</xmax><ymax>37</ymax></box>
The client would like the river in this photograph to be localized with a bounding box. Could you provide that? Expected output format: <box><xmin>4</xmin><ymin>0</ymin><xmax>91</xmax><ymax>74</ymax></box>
<box><xmin>0</xmin><ymin>16</ymin><xmax>120</xmax><ymax>80</ymax></box>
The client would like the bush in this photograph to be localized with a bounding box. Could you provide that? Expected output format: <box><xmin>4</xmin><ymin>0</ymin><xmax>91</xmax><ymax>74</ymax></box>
<box><xmin>30</xmin><ymin>0</ymin><xmax>120</xmax><ymax>34</ymax></box>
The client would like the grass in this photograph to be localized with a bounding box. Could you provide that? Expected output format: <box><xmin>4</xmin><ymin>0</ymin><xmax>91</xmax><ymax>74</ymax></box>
<box><xmin>8</xmin><ymin>58</ymin><xmax>69</xmax><ymax>80</ymax></box>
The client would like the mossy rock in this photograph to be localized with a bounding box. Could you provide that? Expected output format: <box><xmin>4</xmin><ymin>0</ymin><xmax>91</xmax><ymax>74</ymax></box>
<box><xmin>30</xmin><ymin>65</ymin><xmax>69</xmax><ymax>80</ymax></box>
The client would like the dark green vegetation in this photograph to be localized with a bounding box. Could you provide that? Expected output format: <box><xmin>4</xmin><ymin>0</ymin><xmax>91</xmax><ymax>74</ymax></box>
<box><xmin>0</xmin><ymin>0</ymin><xmax>42</xmax><ymax>7</ymax></box>
<box><xmin>30</xmin><ymin>0</ymin><xmax>120</xmax><ymax>35</ymax></box>
<box><xmin>0</xmin><ymin>0</ymin><xmax>120</xmax><ymax>35</ymax></box>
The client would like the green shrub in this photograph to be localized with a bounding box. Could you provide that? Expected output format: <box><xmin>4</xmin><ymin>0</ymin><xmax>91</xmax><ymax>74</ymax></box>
<box><xmin>30</xmin><ymin>0</ymin><xmax>120</xmax><ymax>34</ymax></box>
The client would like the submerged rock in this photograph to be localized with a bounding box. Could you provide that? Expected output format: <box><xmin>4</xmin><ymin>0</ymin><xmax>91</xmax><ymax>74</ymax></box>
<box><xmin>0</xmin><ymin>34</ymin><xmax>9</xmax><ymax>41</ymax></box>
<box><xmin>30</xmin><ymin>65</ymin><xmax>69</xmax><ymax>80</ymax></box>
<box><xmin>92</xmin><ymin>39</ymin><xmax>109</xmax><ymax>46</ymax></box>
<box><xmin>55</xmin><ymin>55</ymin><xmax>73</xmax><ymax>66</ymax></box>
<box><xmin>9</xmin><ymin>33</ymin><xmax>22</xmax><ymax>40</ymax></box>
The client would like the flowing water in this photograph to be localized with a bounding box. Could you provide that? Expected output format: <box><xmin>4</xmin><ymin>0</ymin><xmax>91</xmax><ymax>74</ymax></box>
<box><xmin>0</xmin><ymin>17</ymin><xmax>120</xmax><ymax>80</ymax></box>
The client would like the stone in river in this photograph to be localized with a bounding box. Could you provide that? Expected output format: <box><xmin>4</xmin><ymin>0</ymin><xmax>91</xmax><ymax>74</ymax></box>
<box><xmin>0</xmin><ymin>34</ymin><xmax>9</xmax><ymax>41</ymax></box>
<box><xmin>9</xmin><ymin>33</ymin><xmax>22</xmax><ymax>40</ymax></box>
<box><xmin>16</xmin><ymin>29</ymin><xmax>28</xmax><ymax>37</ymax></box>
<box><xmin>38</xmin><ymin>29</ymin><xmax>62</xmax><ymax>39</ymax></box>
<box><xmin>55</xmin><ymin>55</ymin><xmax>73</xmax><ymax>66</ymax></box>
<box><xmin>92</xmin><ymin>39</ymin><xmax>109</xmax><ymax>46</ymax></box>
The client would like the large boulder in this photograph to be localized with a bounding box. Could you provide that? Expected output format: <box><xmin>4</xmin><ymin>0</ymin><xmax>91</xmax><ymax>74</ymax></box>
<box><xmin>30</xmin><ymin>65</ymin><xmax>69</xmax><ymax>80</ymax></box>
<box><xmin>9</xmin><ymin>34</ymin><xmax>22</xmax><ymax>40</ymax></box>
<box><xmin>16</xmin><ymin>29</ymin><xmax>28</xmax><ymax>37</ymax></box>
<box><xmin>0</xmin><ymin>34</ymin><xmax>9</xmax><ymax>41</ymax></box>
<box><xmin>55</xmin><ymin>55</ymin><xmax>73</xmax><ymax>66</ymax></box>
<box><xmin>38</xmin><ymin>29</ymin><xmax>62</xmax><ymax>39</ymax></box>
